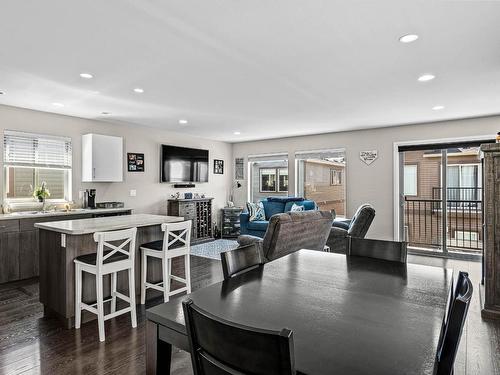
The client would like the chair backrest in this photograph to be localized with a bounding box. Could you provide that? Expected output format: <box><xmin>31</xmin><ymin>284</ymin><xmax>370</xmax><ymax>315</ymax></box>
<box><xmin>348</xmin><ymin>237</ymin><xmax>407</xmax><ymax>263</ymax></box>
<box><xmin>347</xmin><ymin>204</ymin><xmax>376</xmax><ymax>238</ymax></box>
<box><xmin>161</xmin><ymin>220</ymin><xmax>192</xmax><ymax>251</ymax></box>
<box><xmin>436</xmin><ymin>271</ymin><xmax>473</xmax><ymax>375</ymax></box>
<box><xmin>221</xmin><ymin>243</ymin><xmax>265</xmax><ymax>279</ymax></box>
<box><xmin>182</xmin><ymin>299</ymin><xmax>296</xmax><ymax>375</ymax></box>
<box><xmin>262</xmin><ymin>210</ymin><xmax>333</xmax><ymax>261</ymax></box>
<box><xmin>93</xmin><ymin>227</ymin><xmax>137</xmax><ymax>268</ymax></box>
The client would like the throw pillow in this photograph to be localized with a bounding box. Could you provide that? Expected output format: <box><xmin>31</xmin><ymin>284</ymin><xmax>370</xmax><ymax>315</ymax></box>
<box><xmin>247</xmin><ymin>202</ymin><xmax>265</xmax><ymax>221</ymax></box>
<box><xmin>290</xmin><ymin>203</ymin><xmax>305</xmax><ymax>212</ymax></box>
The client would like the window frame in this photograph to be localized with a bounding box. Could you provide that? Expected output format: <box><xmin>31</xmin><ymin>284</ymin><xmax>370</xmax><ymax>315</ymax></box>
<box><xmin>3</xmin><ymin>131</ymin><xmax>73</xmax><ymax>203</ymax></box>
<box><xmin>330</xmin><ymin>169</ymin><xmax>342</xmax><ymax>186</ymax></box>
<box><xmin>259</xmin><ymin>168</ymin><xmax>278</xmax><ymax>193</ymax></box>
<box><xmin>277</xmin><ymin>167</ymin><xmax>289</xmax><ymax>193</ymax></box>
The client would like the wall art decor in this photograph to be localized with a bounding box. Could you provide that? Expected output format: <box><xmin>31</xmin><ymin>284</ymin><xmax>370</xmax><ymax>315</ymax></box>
<box><xmin>359</xmin><ymin>150</ymin><xmax>378</xmax><ymax>165</ymax></box>
<box><xmin>214</xmin><ymin>159</ymin><xmax>224</xmax><ymax>174</ymax></box>
<box><xmin>127</xmin><ymin>153</ymin><xmax>145</xmax><ymax>172</ymax></box>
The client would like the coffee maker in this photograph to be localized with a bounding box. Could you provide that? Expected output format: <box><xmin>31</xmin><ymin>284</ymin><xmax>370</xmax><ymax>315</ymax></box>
<box><xmin>87</xmin><ymin>189</ymin><xmax>96</xmax><ymax>209</ymax></box>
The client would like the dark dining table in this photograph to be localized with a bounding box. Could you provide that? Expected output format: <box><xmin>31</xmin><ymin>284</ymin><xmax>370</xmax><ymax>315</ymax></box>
<box><xmin>146</xmin><ymin>250</ymin><xmax>452</xmax><ymax>375</ymax></box>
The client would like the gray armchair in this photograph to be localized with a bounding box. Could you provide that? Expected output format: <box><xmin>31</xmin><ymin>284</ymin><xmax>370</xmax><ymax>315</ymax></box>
<box><xmin>327</xmin><ymin>204</ymin><xmax>376</xmax><ymax>253</ymax></box>
<box><xmin>237</xmin><ymin>210</ymin><xmax>334</xmax><ymax>262</ymax></box>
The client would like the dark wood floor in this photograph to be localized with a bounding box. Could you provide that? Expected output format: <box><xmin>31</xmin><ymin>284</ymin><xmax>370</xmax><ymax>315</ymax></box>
<box><xmin>0</xmin><ymin>254</ymin><xmax>499</xmax><ymax>375</ymax></box>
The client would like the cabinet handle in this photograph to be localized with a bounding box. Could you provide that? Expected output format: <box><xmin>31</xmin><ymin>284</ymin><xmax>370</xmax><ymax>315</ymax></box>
<box><xmin>93</xmin><ymin>167</ymin><xmax>96</xmax><ymax>179</ymax></box>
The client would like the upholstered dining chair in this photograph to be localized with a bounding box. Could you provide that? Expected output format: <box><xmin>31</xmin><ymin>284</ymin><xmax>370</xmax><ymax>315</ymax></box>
<box><xmin>182</xmin><ymin>299</ymin><xmax>298</xmax><ymax>375</ymax></box>
<box><xmin>348</xmin><ymin>237</ymin><xmax>408</xmax><ymax>263</ymax></box>
<box><xmin>220</xmin><ymin>243</ymin><xmax>265</xmax><ymax>279</ymax></box>
<box><xmin>435</xmin><ymin>271</ymin><xmax>473</xmax><ymax>375</ymax></box>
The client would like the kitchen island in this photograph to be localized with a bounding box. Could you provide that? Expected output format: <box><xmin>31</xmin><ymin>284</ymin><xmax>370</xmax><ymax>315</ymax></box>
<box><xmin>35</xmin><ymin>214</ymin><xmax>184</xmax><ymax>328</ymax></box>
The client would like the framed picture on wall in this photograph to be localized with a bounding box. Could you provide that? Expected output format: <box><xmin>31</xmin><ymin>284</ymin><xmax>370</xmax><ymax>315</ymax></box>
<box><xmin>214</xmin><ymin>159</ymin><xmax>224</xmax><ymax>174</ymax></box>
<box><xmin>128</xmin><ymin>153</ymin><xmax>145</xmax><ymax>172</ymax></box>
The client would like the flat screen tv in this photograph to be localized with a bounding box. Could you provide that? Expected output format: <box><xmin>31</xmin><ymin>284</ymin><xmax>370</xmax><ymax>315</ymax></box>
<box><xmin>160</xmin><ymin>145</ymin><xmax>209</xmax><ymax>183</ymax></box>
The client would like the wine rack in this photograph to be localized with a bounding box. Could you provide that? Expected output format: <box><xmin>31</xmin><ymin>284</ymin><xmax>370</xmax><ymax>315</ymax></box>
<box><xmin>167</xmin><ymin>198</ymin><xmax>213</xmax><ymax>243</ymax></box>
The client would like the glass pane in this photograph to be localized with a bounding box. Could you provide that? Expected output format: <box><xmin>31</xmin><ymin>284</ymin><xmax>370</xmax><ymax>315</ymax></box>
<box><xmin>5</xmin><ymin>166</ymin><xmax>66</xmax><ymax>199</ymax></box>
<box><xmin>278</xmin><ymin>168</ymin><xmax>288</xmax><ymax>192</ymax></box>
<box><xmin>402</xmin><ymin>150</ymin><xmax>443</xmax><ymax>253</ymax></box>
<box><xmin>403</xmin><ymin>165</ymin><xmax>417</xmax><ymax>195</ymax></box>
<box><xmin>250</xmin><ymin>159</ymin><xmax>288</xmax><ymax>203</ymax></box>
<box><xmin>295</xmin><ymin>151</ymin><xmax>346</xmax><ymax>217</ymax></box>
<box><xmin>446</xmin><ymin>147</ymin><xmax>482</xmax><ymax>254</ymax></box>
<box><xmin>260</xmin><ymin>168</ymin><xmax>276</xmax><ymax>192</ymax></box>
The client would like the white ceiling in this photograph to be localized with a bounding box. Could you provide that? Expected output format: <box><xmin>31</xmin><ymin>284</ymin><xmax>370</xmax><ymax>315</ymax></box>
<box><xmin>1</xmin><ymin>1</ymin><xmax>499</xmax><ymax>142</ymax></box>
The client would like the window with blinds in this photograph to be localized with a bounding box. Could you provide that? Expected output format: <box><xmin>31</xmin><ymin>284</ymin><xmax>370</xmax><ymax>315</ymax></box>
<box><xmin>3</xmin><ymin>131</ymin><xmax>72</xmax><ymax>201</ymax></box>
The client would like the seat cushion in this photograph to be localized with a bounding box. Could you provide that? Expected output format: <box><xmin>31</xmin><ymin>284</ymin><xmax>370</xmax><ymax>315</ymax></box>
<box><xmin>246</xmin><ymin>220</ymin><xmax>269</xmax><ymax>232</ymax></box>
<box><xmin>262</xmin><ymin>200</ymin><xmax>286</xmax><ymax>220</ymax></box>
<box><xmin>75</xmin><ymin>250</ymin><xmax>128</xmax><ymax>265</ymax></box>
<box><xmin>140</xmin><ymin>239</ymin><xmax>185</xmax><ymax>251</ymax></box>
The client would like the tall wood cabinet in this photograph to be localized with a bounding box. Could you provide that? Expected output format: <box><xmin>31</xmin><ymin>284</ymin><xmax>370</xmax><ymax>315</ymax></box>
<box><xmin>168</xmin><ymin>198</ymin><xmax>213</xmax><ymax>243</ymax></box>
<box><xmin>481</xmin><ymin>143</ymin><xmax>500</xmax><ymax>319</ymax></box>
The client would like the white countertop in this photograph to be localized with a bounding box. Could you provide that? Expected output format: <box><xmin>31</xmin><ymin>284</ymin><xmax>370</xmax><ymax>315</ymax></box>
<box><xmin>34</xmin><ymin>214</ymin><xmax>184</xmax><ymax>235</ymax></box>
<box><xmin>0</xmin><ymin>207</ymin><xmax>131</xmax><ymax>221</ymax></box>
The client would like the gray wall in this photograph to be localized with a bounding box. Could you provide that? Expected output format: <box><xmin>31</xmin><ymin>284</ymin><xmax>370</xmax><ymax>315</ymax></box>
<box><xmin>232</xmin><ymin>116</ymin><xmax>499</xmax><ymax>240</ymax></box>
<box><xmin>0</xmin><ymin>105</ymin><xmax>232</xmax><ymax>221</ymax></box>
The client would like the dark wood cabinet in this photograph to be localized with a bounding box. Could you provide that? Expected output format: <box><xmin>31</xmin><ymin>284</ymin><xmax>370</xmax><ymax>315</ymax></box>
<box><xmin>221</xmin><ymin>207</ymin><xmax>243</xmax><ymax>238</ymax></box>
<box><xmin>0</xmin><ymin>232</ymin><xmax>20</xmax><ymax>283</ymax></box>
<box><xmin>0</xmin><ymin>210</ymin><xmax>132</xmax><ymax>284</ymax></box>
<box><xmin>19</xmin><ymin>230</ymin><xmax>39</xmax><ymax>279</ymax></box>
<box><xmin>168</xmin><ymin>199</ymin><xmax>213</xmax><ymax>243</ymax></box>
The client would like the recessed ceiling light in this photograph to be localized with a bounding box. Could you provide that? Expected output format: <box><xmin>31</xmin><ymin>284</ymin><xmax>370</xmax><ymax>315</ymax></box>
<box><xmin>432</xmin><ymin>105</ymin><xmax>445</xmax><ymax>111</ymax></box>
<box><xmin>0</xmin><ymin>91</ymin><xmax>4</xmax><ymax>95</ymax></box>
<box><xmin>399</xmin><ymin>34</ymin><xmax>419</xmax><ymax>43</ymax></box>
<box><xmin>101</xmin><ymin>111</ymin><xmax>111</xmax><ymax>115</ymax></box>
<box><xmin>179</xmin><ymin>119</ymin><xmax>188</xmax><ymax>125</ymax></box>
<box><xmin>79</xmin><ymin>73</ymin><xmax>93</xmax><ymax>79</ymax></box>
<box><xmin>133</xmin><ymin>88</ymin><xmax>144</xmax><ymax>93</ymax></box>
<box><xmin>418</xmin><ymin>74</ymin><xmax>435</xmax><ymax>82</ymax></box>
<box><xmin>234</xmin><ymin>131</ymin><xmax>241</xmax><ymax>135</ymax></box>
<box><xmin>52</xmin><ymin>102</ymin><xmax>64</xmax><ymax>107</ymax></box>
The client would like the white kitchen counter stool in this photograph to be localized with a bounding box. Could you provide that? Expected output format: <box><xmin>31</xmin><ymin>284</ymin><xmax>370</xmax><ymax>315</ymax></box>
<box><xmin>140</xmin><ymin>220</ymin><xmax>192</xmax><ymax>304</ymax></box>
<box><xmin>74</xmin><ymin>227</ymin><xmax>138</xmax><ymax>342</ymax></box>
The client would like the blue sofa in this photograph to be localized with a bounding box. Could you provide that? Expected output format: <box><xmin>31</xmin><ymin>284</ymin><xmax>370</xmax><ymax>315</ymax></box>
<box><xmin>240</xmin><ymin>197</ymin><xmax>317</xmax><ymax>238</ymax></box>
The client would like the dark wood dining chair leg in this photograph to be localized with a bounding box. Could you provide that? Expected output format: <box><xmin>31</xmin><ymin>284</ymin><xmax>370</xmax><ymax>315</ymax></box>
<box><xmin>146</xmin><ymin>320</ymin><xmax>172</xmax><ymax>375</ymax></box>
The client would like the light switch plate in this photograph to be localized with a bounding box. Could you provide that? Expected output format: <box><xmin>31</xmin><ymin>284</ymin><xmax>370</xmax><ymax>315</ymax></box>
<box><xmin>130</xmin><ymin>189</ymin><xmax>137</xmax><ymax>197</ymax></box>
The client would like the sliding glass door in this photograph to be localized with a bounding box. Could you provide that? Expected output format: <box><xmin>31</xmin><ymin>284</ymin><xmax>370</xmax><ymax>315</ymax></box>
<box><xmin>398</xmin><ymin>141</ymin><xmax>489</xmax><ymax>257</ymax></box>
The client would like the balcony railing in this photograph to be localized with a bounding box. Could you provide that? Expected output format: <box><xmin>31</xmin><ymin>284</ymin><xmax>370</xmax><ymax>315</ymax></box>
<box><xmin>405</xmin><ymin>188</ymin><xmax>483</xmax><ymax>253</ymax></box>
<box><xmin>432</xmin><ymin>187</ymin><xmax>482</xmax><ymax>208</ymax></box>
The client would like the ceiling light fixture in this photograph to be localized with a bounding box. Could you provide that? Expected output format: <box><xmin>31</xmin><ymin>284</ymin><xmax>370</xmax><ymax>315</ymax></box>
<box><xmin>179</xmin><ymin>119</ymin><xmax>188</xmax><ymax>125</ymax></box>
<box><xmin>234</xmin><ymin>131</ymin><xmax>241</xmax><ymax>135</ymax></box>
<box><xmin>101</xmin><ymin>111</ymin><xmax>111</xmax><ymax>115</ymax></box>
<box><xmin>399</xmin><ymin>34</ymin><xmax>419</xmax><ymax>43</ymax></box>
<box><xmin>133</xmin><ymin>88</ymin><xmax>144</xmax><ymax>93</ymax></box>
<box><xmin>0</xmin><ymin>91</ymin><xmax>4</xmax><ymax>95</ymax></box>
<box><xmin>418</xmin><ymin>74</ymin><xmax>435</xmax><ymax>82</ymax></box>
<box><xmin>79</xmin><ymin>73</ymin><xmax>93</xmax><ymax>79</ymax></box>
<box><xmin>52</xmin><ymin>102</ymin><xmax>64</xmax><ymax>107</ymax></box>
<box><xmin>432</xmin><ymin>105</ymin><xmax>445</xmax><ymax>111</ymax></box>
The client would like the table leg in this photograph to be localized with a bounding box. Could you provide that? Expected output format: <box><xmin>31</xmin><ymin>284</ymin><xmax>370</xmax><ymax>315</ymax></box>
<box><xmin>146</xmin><ymin>320</ymin><xmax>172</xmax><ymax>375</ymax></box>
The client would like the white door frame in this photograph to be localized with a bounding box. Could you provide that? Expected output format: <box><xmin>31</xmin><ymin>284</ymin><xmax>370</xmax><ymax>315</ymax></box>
<box><xmin>392</xmin><ymin>134</ymin><xmax>494</xmax><ymax>241</ymax></box>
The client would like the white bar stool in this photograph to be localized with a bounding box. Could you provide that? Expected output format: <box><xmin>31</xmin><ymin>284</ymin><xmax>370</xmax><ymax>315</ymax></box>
<box><xmin>140</xmin><ymin>221</ymin><xmax>192</xmax><ymax>304</ymax></box>
<box><xmin>74</xmin><ymin>227</ymin><xmax>138</xmax><ymax>342</ymax></box>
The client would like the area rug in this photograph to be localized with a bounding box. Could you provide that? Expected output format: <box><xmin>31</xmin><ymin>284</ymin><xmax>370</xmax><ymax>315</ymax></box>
<box><xmin>191</xmin><ymin>239</ymin><xmax>239</xmax><ymax>260</ymax></box>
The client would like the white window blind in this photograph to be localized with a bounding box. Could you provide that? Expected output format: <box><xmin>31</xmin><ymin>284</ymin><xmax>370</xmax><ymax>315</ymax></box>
<box><xmin>3</xmin><ymin>130</ymin><xmax>72</xmax><ymax>169</ymax></box>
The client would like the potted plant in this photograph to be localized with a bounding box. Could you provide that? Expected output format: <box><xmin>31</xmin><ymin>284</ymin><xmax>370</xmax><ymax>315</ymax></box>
<box><xmin>33</xmin><ymin>182</ymin><xmax>50</xmax><ymax>202</ymax></box>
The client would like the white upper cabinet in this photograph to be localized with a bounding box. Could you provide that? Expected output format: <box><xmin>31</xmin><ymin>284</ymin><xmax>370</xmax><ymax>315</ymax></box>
<box><xmin>82</xmin><ymin>134</ymin><xmax>123</xmax><ymax>182</ymax></box>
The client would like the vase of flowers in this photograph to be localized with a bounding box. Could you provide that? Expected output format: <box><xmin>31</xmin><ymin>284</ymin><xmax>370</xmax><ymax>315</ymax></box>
<box><xmin>33</xmin><ymin>182</ymin><xmax>50</xmax><ymax>203</ymax></box>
